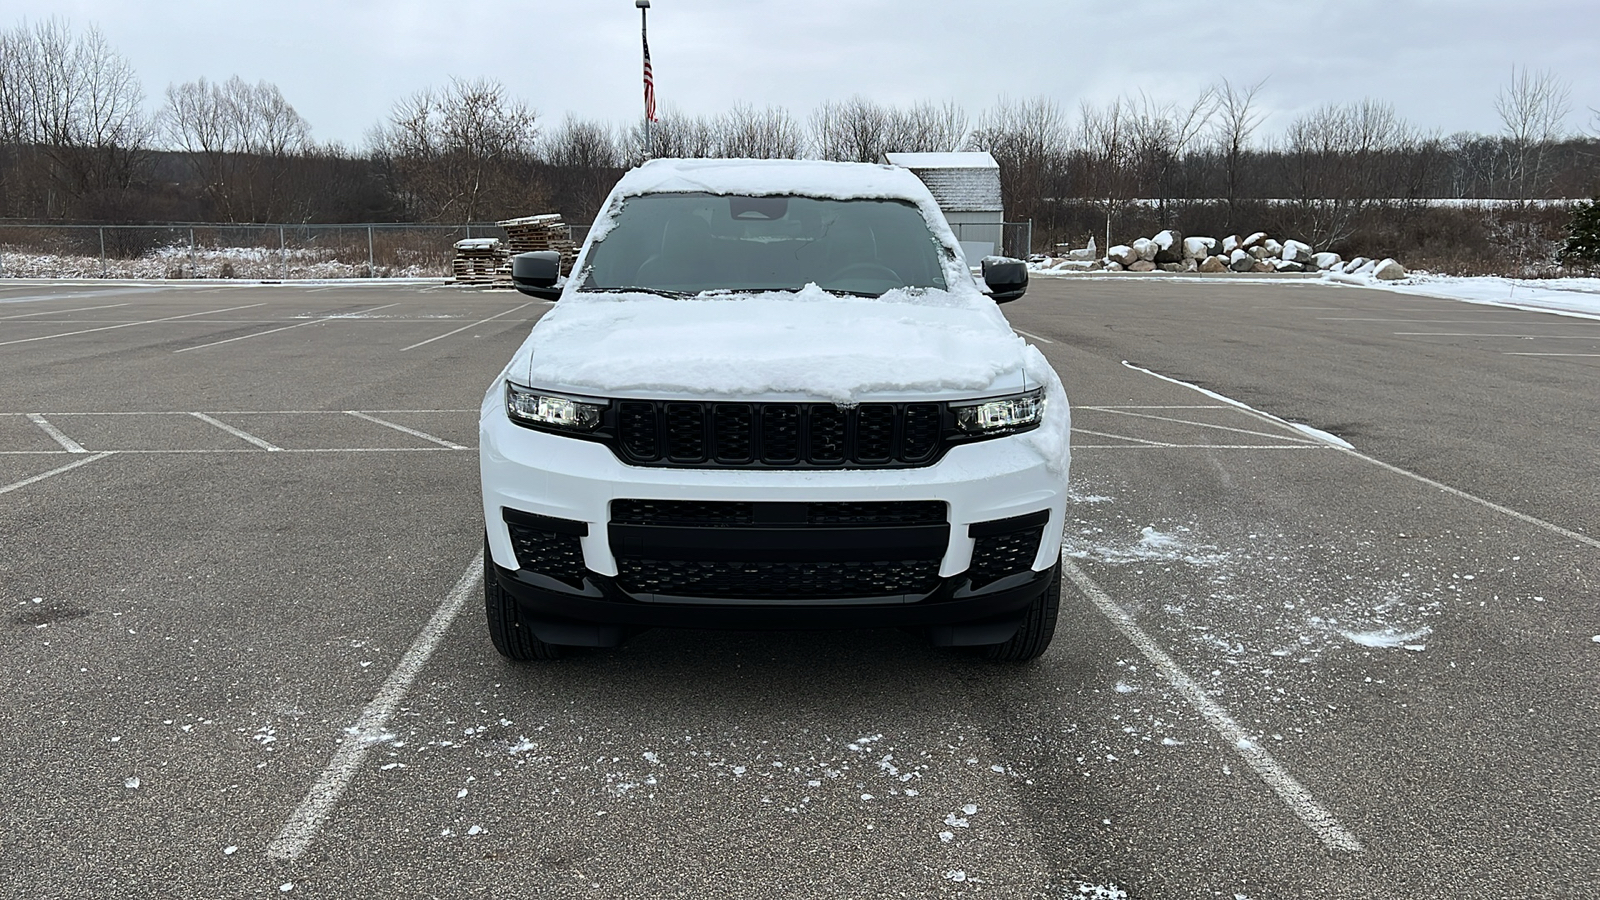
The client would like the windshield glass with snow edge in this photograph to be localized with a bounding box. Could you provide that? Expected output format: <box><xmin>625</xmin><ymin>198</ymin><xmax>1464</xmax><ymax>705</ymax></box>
<box><xmin>580</xmin><ymin>193</ymin><xmax>948</xmax><ymax>297</ymax></box>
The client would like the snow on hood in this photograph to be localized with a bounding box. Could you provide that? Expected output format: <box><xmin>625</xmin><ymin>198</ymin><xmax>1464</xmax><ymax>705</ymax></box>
<box><xmin>508</xmin><ymin>283</ymin><xmax>1071</xmax><ymax>475</ymax></box>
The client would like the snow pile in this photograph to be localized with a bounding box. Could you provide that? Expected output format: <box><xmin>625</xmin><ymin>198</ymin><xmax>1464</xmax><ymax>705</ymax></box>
<box><xmin>0</xmin><ymin>244</ymin><xmax>439</xmax><ymax>280</ymax></box>
<box><xmin>1034</xmin><ymin>228</ymin><xmax>1405</xmax><ymax>279</ymax></box>
<box><xmin>1333</xmin><ymin>273</ymin><xmax>1600</xmax><ymax>318</ymax></box>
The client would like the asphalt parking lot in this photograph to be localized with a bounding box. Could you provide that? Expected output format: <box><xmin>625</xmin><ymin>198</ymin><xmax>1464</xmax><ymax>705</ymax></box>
<box><xmin>1</xmin><ymin>276</ymin><xmax>1596</xmax><ymax>899</ymax></box>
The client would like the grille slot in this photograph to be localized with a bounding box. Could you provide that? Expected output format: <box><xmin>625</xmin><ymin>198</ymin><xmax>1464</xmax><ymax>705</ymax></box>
<box><xmin>616</xmin><ymin>559</ymin><xmax>941</xmax><ymax>600</ymax></box>
<box><xmin>712</xmin><ymin>404</ymin><xmax>753</xmax><ymax>462</ymax></box>
<box><xmin>618</xmin><ymin>402</ymin><xmax>659</xmax><ymax>459</ymax></box>
<box><xmin>761</xmin><ymin>405</ymin><xmax>801</xmax><ymax>462</ymax></box>
<box><xmin>664</xmin><ymin>403</ymin><xmax>706</xmax><ymax>461</ymax></box>
<box><xmin>901</xmin><ymin>404</ymin><xmax>941</xmax><ymax>462</ymax></box>
<box><xmin>610</xmin><ymin>499</ymin><xmax>950</xmax><ymax>601</ymax></box>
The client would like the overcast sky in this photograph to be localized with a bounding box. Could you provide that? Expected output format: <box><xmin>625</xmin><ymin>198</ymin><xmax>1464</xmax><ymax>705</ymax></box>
<box><xmin>15</xmin><ymin>0</ymin><xmax>1600</xmax><ymax>148</ymax></box>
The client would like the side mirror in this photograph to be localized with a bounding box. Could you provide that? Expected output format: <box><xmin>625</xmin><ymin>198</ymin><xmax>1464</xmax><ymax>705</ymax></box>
<box><xmin>981</xmin><ymin>256</ymin><xmax>1028</xmax><ymax>303</ymax></box>
<box><xmin>511</xmin><ymin>251</ymin><xmax>563</xmax><ymax>300</ymax></box>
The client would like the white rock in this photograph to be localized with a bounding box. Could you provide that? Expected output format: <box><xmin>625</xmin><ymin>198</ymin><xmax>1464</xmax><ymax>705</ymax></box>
<box><xmin>1249</xmin><ymin>245</ymin><xmax>1272</xmax><ymax>260</ymax></box>
<box><xmin>1356</xmin><ymin>259</ymin><xmax>1377</xmax><ymax>275</ymax></box>
<box><xmin>1242</xmin><ymin>231</ymin><xmax>1268</xmax><ymax>249</ymax></box>
<box><xmin>1272</xmin><ymin>258</ymin><xmax>1306</xmax><ymax>272</ymax></box>
<box><xmin>1221</xmin><ymin>234</ymin><xmax>1242</xmax><ymax>254</ymax></box>
<box><xmin>1182</xmin><ymin>236</ymin><xmax>1214</xmax><ymax>260</ymax></box>
<box><xmin>1263</xmin><ymin>238</ymin><xmax>1284</xmax><ymax>257</ymax></box>
<box><xmin>1104</xmin><ymin>260</ymin><xmax>1124</xmax><ymax>271</ymax></box>
<box><xmin>1282</xmin><ymin>240</ymin><xmax>1314</xmax><ymax>264</ymax></box>
<box><xmin>1373</xmin><ymin>258</ymin><xmax>1407</xmax><ymax>280</ymax></box>
<box><xmin>1313</xmin><ymin>251</ymin><xmax>1342</xmax><ymax>270</ymax></box>
<box><xmin>1132</xmin><ymin>237</ymin><xmax>1158</xmax><ymax>262</ymax></box>
<box><xmin>1107</xmin><ymin>244</ymin><xmax>1138</xmax><ymax>267</ymax></box>
<box><xmin>1343</xmin><ymin>256</ymin><xmax>1370</xmax><ymax>274</ymax></box>
<box><xmin>1229</xmin><ymin>249</ymin><xmax>1254</xmax><ymax>272</ymax></box>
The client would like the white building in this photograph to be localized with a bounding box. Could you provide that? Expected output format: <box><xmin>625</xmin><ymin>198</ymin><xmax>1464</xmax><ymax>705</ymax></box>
<box><xmin>881</xmin><ymin>151</ymin><xmax>1004</xmax><ymax>263</ymax></box>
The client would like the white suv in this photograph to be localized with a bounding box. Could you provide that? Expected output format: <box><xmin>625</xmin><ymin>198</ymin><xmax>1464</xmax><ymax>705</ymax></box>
<box><xmin>479</xmin><ymin>159</ymin><xmax>1070</xmax><ymax>661</ymax></box>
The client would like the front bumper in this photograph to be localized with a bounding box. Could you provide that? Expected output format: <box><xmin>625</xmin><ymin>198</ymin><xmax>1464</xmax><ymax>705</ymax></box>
<box><xmin>480</xmin><ymin>389</ymin><xmax>1068</xmax><ymax>641</ymax></box>
<box><xmin>491</xmin><ymin>560</ymin><xmax>1056</xmax><ymax>647</ymax></box>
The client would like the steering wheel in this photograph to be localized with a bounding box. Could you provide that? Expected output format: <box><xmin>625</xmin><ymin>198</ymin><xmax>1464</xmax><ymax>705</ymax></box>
<box><xmin>826</xmin><ymin>262</ymin><xmax>902</xmax><ymax>284</ymax></box>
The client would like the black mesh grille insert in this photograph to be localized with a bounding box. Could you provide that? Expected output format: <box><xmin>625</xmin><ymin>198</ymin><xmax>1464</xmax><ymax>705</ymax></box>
<box><xmin>506</xmin><ymin>523</ymin><xmax>588</xmax><ymax>588</ymax></box>
<box><xmin>609</xmin><ymin>401</ymin><xmax>952</xmax><ymax>468</ymax></box>
<box><xmin>618</xmin><ymin>402</ymin><xmax>659</xmax><ymax>459</ymax></box>
<box><xmin>616</xmin><ymin>559</ymin><xmax>942</xmax><ymax>600</ymax></box>
<box><xmin>665</xmin><ymin>403</ymin><xmax>706</xmax><ymax>461</ymax></box>
<box><xmin>968</xmin><ymin>526</ymin><xmax>1045</xmax><ymax>589</ymax></box>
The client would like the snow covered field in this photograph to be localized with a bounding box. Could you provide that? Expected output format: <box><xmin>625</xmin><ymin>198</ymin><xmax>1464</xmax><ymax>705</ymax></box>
<box><xmin>1035</xmin><ymin>265</ymin><xmax>1600</xmax><ymax>319</ymax></box>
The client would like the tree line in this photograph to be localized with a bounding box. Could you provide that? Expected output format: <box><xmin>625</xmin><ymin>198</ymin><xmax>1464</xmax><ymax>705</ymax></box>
<box><xmin>1</xmin><ymin>18</ymin><xmax>1596</xmax><ymax>262</ymax></box>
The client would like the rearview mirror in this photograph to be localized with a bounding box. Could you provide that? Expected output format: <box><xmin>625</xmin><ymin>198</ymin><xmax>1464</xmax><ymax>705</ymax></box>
<box><xmin>981</xmin><ymin>256</ymin><xmax>1028</xmax><ymax>303</ymax></box>
<box><xmin>512</xmin><ymin>251</ymin><xmax>563</xmax><ymax>300</ymax></box>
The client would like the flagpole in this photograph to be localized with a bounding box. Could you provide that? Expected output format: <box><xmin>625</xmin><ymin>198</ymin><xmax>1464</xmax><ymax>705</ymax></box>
<box><xmin>637</xmin><ymin>0</ymin><xmax>651</xmax><ymax>160</ymax></box>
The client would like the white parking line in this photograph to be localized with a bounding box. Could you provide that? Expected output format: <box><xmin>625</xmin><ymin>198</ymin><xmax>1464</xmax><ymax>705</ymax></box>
<box><xmin>345</xmin><ymin>411</ymin><xmax>467</xmax><ymax>449</ymax></box>
<box><xmin>0</xmin><ymin>303</ymin><xmax>266</xmax><ymax>347</ymax></box>
<box><xmin>1090</xmin><ymin>408</ymin><xmax>1321</xmax><ymax>444</ymax></box>
<box><xmin>1070</xmin><ymin>444</ymin><xmax>1329</xmax><ymax>450</ymax></box>
<box><xmin>1071</xmin><ymin>428</ymin><xmax>1175</xmax><ymax>447</ymax></box>
<box><xmin>26</xmin><ymin>414</ymin><xmax>86</xmax><ymax>453</ymax></box>
<box><xmin>1394</xmin><ymin>333</ymin><xmax>1596</xmax><ymax>338</ymax></box>
<box><xmin>174</xmin><ymin>303</ymin><xmax>402</xmax><ymax>352</ymax></box>
<box><xmin>1063</xmin><ymin>559</ymin><xmax>1365</xmax><ymax>853</ymax></box>
<box><xmin>1503</xmin><ymin>352</ymin><xmax>1600</xmax><ymax>357</ymax></box>
<box><xmin>267</xmin><ymin>556</ymin><xmax>483</xmax><ymax>861</ymax></box>
<box><xmin>1124</xmin><ymin>362</ymin><xmax>1600</xmax><ymax>552</ymax></box>
<box><xmin>1013</xmin><ymin>328</ymin><xmax>1054</xmax><ymax>344</ymax></box>
<box><xmin>0</xmin><ymin>302</ymin><xmax>130</xmax><ymax>321</ymax></box>
<box><xmin>189</xmin><ymin>413</ymin><xmax>283</xmax><ymax>451</ymax></box>
<box><xmin>0</xmin><ymin>452</ymin><xmax>116</xmax><ymax>496</ymax></box>
<box><xmin>400</xmin><ymin>303</ymin><xmax>534</xmax><ymax>351</ymax></box>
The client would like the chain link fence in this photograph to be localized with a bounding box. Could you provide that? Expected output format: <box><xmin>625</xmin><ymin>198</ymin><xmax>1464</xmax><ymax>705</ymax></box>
<box><xmin>0</xmin><ymin>222</ymin><xmax>590</xmax><ymax>280</ymax></box>
<box><xmin>951</xmin><ymin>221</ymin><xmax>1034</xmax><ymax>261</ymax></box>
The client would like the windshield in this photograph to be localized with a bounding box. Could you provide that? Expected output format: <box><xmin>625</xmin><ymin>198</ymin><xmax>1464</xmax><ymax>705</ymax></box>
<box><xmin>580</xmin><ymin>192</ymin><xmax>949</xmax><ymax>297</ymax></box>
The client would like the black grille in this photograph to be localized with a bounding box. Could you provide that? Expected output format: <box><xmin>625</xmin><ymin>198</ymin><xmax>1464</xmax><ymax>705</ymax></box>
<box><xmin>612</xmin><ymin>499</ymin><xmax>946</xmax><ymax>528</ymax></box>
<box><xmin>607</xmin><ymin>401</ymin><xmax>951</xmax><ymax>468</ymax></box>
<box><xmin>968</xmin><ymin>526</ymin><xmax>1045</xmax><ymax>589</ymax></box>
<box><xmin>609</xmin><ymin>500</ymin><xmax>950</xmax><ymax>601</ymax></box>
<box><xmin>616</xmin><ymin>559</ymin><xmax>942</xmax><ymax>600</ymax></box>
<box><xmin>504</xmin><ymin>511</ymin><xmax>589</xmax><ymax>588</ymax></box>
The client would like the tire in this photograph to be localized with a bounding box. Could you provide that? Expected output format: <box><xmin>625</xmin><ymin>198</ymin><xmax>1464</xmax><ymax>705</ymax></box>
<box><xmin>484</xmin><ymin>536</ymin><xmax>565</xmax><ymax>661</ymax></box>
<box><xmin>982</xmin><ymin>562</ymin><xmax>1061</xmax><ymax>662</ymax></box>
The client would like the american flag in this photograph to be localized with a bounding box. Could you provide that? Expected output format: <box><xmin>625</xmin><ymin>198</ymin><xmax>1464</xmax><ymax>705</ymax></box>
<box><xmin>642</xmin><ymin>32</ymin><xmax>658</xmax><ymax>122</ymax></box>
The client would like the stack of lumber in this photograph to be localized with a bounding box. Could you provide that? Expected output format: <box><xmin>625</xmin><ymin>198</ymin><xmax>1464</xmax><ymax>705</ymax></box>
<box><xmin>498</xmin><ymin>214</ymin><xmax>579</xmax><ymax>275</ymax></box>
<box><xmin>451</xmin><ymin>237</ymin><xmax>508</xmax><ymax>284</ymax></box>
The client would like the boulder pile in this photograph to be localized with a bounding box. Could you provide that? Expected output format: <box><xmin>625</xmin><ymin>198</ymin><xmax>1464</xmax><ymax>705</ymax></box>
<box><xmin>1092</xmin><ymin>229</ymin><xmax>1406</xmax><ymax>280</ymax></box>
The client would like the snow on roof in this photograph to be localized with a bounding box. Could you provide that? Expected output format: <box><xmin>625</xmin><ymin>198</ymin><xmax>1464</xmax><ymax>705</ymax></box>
<box><xmin>882</xmin><ymin>152</ymin><xmax>999</xmax><ymax>170</ymax></box>
<box><xmin>882</xmin><ymin>152</ymin><xmax>1002</xmax><ymax>214</ymax></box>
<box><xmin>609</xmin><ymin>157</ymin><xmax>938</xmax><ymax>203</ymax></box>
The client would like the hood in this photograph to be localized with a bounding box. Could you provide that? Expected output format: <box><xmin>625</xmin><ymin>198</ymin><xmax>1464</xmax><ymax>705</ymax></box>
<box><xmin>512</xmin><ymin>284</ymin><xmax>1033</xmax><ymax>404</ymax></box>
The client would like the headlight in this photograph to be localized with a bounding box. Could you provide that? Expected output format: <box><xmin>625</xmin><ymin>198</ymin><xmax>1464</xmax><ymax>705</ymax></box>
<box><xmin>505</xmin><ymin>382</ymin><xmax>607</xmax><ymax>432</ymax></box>
<box><xmin>953</xmin><ymin>389</ymin><xmax>1045</xmax><ymax>435</ymax></box>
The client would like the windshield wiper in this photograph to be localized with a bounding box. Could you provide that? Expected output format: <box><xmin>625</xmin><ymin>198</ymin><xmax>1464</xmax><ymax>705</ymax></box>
<box><xmin>580</xmin><ymin>286</ymin><xmax>692</xmax><ymax>298</ymax></box>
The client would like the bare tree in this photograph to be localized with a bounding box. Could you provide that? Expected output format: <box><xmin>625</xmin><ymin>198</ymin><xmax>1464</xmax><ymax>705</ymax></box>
<box><xmin>161</xmin><ymin>76</ymin><xmax>310</xmax><ymax>220</ymax></box>
<box><xmin>0</xmin><ymin>19</ymin><xmax>150</xmax><ymax>217</ymax></box>
<box><xmin>885</xmin><ymin>100</ymin><xmax>969</xmax><ymax>153</ymax></box>
<box><xmin>1124</xmin><ymin>89</ymin><xmax>1215</xmax><ymax>225</ymax></box>
<box><xmin>716</xmin><ymin>103</ymin><xmax>804</xmax><ymax>159</ymax></box>
<box><xmin>1211</xmin><ymin>77</ymin><xmax>1267</xmax><ymax>230</ymax></box>
<box><xmin>1495</xmin><ymin>66</ymin><xmax>1572</xmax><ymax>199</ymax></box>
<box><xmin>966</xmin><ymin>96</ymin><xmax>1069</xmax><ymax>241</ymax></box>
<box><xmin>809</xmin><ymin>96</ymin><xmax>896</xmax><ymax>162</ymax></box>
<box><xmin>540</xmin><ymin>115</ymin><xmax>623</xmax><ymax>220</ymax></box>
<box><xmin>1279</xmin><ymin>99</ymin><xmax>1425</xmax><ymax>246</ymax></box>
<box><xmin>369</xmin><ymin>77</ymin><xmax>540</xmax><ymax>222</ymax></box>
